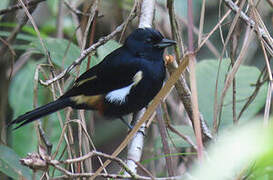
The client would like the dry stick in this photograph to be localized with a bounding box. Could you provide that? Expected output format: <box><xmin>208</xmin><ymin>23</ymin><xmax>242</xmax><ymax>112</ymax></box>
<box><xmin>237</xmin><ymin>68</ymin><xmax>267</xmax><ymax>120</ymax></box>
<box><xmin>157</xmin><ymin>3</ymin><xmax>219</xmax><ymax>58</ymax></box>
<box><xmin>3</xmin><ymin>0</ymin><xmax>58</xmax><ymax>166</ymax></box>
<box><xmin>77</xmin><ymin>111</ymin><xmax>84</xmax><ymax>173</ymax></box>
<box><xmin>218</xmin><ymin>0</ymin><xmax>228</xmax><ymax>58</ymax></box>
<box><xmin>229</xmin><ymin>8</ymin><xmax>242</xmax><ymax>124</ymax></box>
<box><xmin>166</xmin><ymin>60</ymin><xmax>212</xmax><ymax>140</ymax></box>
<box><xmin>167</xmin><ymin>124</ymin><xmax>197</xmax><ymax>151</ymax></box>
<box><xmin>213</xmin><ymin>0</ymin><xmax>246</xmax><ymax>132</ymax></box>
<box><xmin>56</xmin><ymin>0</ymin><xmax>64</xmax><ymax>38</ymax></box>
<box><xmin>218</xmin><ymin>27</ymin><xmax>254</xmax><ymax>131</ymax></box>
<box><xmin>6</xmin><ymin>50</ymin><xmax>33</xmax><ymax>78</ymax></box>
<box><xmin>178</xmin><ymin>17</ymin><xmax>220</xmax><ymax>59</ymax></box>
<box><xmin>87</xmin><ymin>10</ymin><xmax>98</xmax><ymax>70</ymax></box>
<box><xmin>70</xmin><ymin>118</ymin><xmax>108</xmax><ymax>175</ymax></box>
<box><xmin>81</xmin><ymin>0</ymin><xmax>98</xmax><ymax>51</ymax></box>
<box><xmin>91</xmin><ymin>54</ymin><xmax>189</xmax><ymax>179</ymax></box>
<box><xmin>79</xmin><ymin>111</ymin><xmax>92</xmax><ymax>173</ymax></box>
<box><xmin>75</xmin><ymin>117</ymin><xmax>107</xmax><ymax>174</ymax></box>
<box><xmin>69</xmin><ymin>1</ymin><xmax>84</xmax><ymax>46</ymax></box>
<box><xmin>52</xmin><ymin>86</ymin><xmax>76</xmax><ymax>173</ymax></box>
<box><xmin>50</xmin><ymin>151</ymin><xmax>137</xmax><ymax>178</ymax></box>
<box><xmin>167</xmin><ymin>0</ymin><xmax>184</xmax><ymax>61</ymax></box>
<box><xmin>77</xmin><ymin>1</ymin><xmax>98</xmax><ymax>174</ymax></box>
<box><xmin>50</xmin><ymin>151</ymin><xmax>181</xmax><ymax>179</ymax></box>
<box><xmin>259</xmin><ymin>42</ymin><xmax>272</xmax><ymax>127</ymax></box>
<box><xmin>40</xmin><ymin>13</ymin><xmax>137</xmax><ymax>86</ymax></box>
<box><xmin>230</xmin><ymin>35</ymin><xmax>238</xmax><ymax>124</ymax></box>
<box><xmin>156</xmin><ymin>105</ymin><xmax>175</xmax><ymax>176</ymax></box>
<box><xmin>64</xmin><ymin>0</ymin><xmax>92</xmax><ymax>16</ymax></box>
<box><xmin>198</xmin><ymin>0</ymin><xmax>206</xmax><ymax>46</ymax></box>
<box><xmin>53</xmin><ymin>171</ymin><xmax>181</xmax><ymax>179</ymax></box>
<box><xmin>119</xmin><ymin>0</ymin><xmax>140</xmax><ymax>43</ymax></box>
<box><xmin>161</xmin><ymin>101</ymin><xmax>198</xmax><ymax>150</ymax></box>
<box><xmin>0</xmin><ymin>37</ymin><xmax>16</xmax><ymax>81</ymax></box>
<box><xmin>187</xmin><ymin>0</ymin><xmax>203</xmax><ymax>160</ymax></box>
<box><xmin>224</xmin><ymin>0</ymin><xmax>273</xmax><ymax>56</ymax></box>
<box><xmin>33</xmin><ymin>65</ymin><xmax>53</xmax><ymax>155</ymax></box>
<box><xmin>134</xmin><ymin>161</ymin><xmax>156</xmax><ymax>180</ymax></box>
<box><xmin>259</xmin><ymin>39</ymin><xmax>272</xmax><ymax>125</ymax></box>
<box><xmin>248</xmin><ymin>0</ymin><xmax>273</xmax><ymax>126</ymax></box>
<box><xmin>0</xmin><ymin>0</ymin><xmax>45</xmax><ymax>15</ymax></box>
<box><xmin>196</xmin><ymin>9</ymin><xmax>232</xmax><ymax>53</ymax></box>
<box><xmin>18</xmin><ymin>0</ymin><xmax>53</xmax><ymax>66</ymax></box>
<box><xmin>54</xmin><ymin>2</ymin><xmax>81</xmax><ymax>171</ymax></box>
<box><xmin>166</xmin><ymin>0</ymin><xmax>213</xmax><ymax>140</ymax></box>
<box><xmin>0</xmin><ymin>1</ymin><xmax>37</xmax><ymax>56</ymax></box>
<box><xmin>264</xmin><ymin>82</ymin><xmax>273</xmax><ymax>126</ymax></box>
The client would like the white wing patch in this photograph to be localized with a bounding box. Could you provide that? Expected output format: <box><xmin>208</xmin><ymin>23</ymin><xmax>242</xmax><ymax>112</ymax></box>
<box><xmin>105</xmin><ymin>84</ymin><xmax>134</xmax><ymax>104</ymax></box>
<box><xmin>105</xmin><ymin>71</ymin><xmax>143</xmax><ymax>105</ymax></box>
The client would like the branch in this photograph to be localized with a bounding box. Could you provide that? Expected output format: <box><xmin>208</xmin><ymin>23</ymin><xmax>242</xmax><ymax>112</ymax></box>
<box><xmin>187</xmin><ymin>0</ymin><xmax>204</xmax><ymax>160</ymax></box>
<box><xmin>0</xmin><ymin>0</ymin><xmax>45</xmax><ymax>15</ymax></box>
<box><xmin>40</xmin><ymin>13</ymin><xmax>137</xmax><ymax>86</ymax></box>
<box><xmin>224</xmin><ymin>0</ymin><xmax>273</xmax><ymax>56</ymax></box>
<box><xmin>138</xmin><ymin>0</ymin><xmax>155</xmax><ymax>28</ymax></box>
<box><xmin>125</xmin><ymin>0</ymin><xmax>155</xmax><ymax>177</ymax></box>
<box><xmin>0</xmin><ymin>0</ymin><xmax>39</xmax><ymax>56</ymax></box>
<box><xmin>156</xmin><ymin>105</ymin><xmax>175</xmax><ymax>176</ymax></box>
<box><xmin>20</xmin><ymin>150</ymin><xmax>183</xmax><ymax>179</ymax></box>
<box><xmin>125</xmin><ymin>109</ymin><xmax>146</xmax><ymax>176</ymax></box>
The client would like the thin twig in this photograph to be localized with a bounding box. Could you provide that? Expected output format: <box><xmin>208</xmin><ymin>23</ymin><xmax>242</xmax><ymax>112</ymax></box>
<box><xmin>187</xmin><ymin>0</ymin><xmax>203</xmax><ymax>160</ymax></box>
<box><xmin>64</xmin><ymin>0</ymin><xmax>93</xmax><ymax>16</ymax></box>
<box><xmin>56</xmin><ymin>0</ymin><xmax>64</xmax><ymax>38</ymax></box>
<box><xmin>224</xmin><ymin>0</ymin><xmax>273</xmax><ymax>56</ymax></box>
<box><xmin>0</xmin><ymin>1</ymin><xmax>37</xmax><ymax>56</ymax></box>
<box><xmin>0</xmin><ymin>0</ymin><xmax>45</xmax><ymax>15</ymax></box>
<box><xmin>156</xmin><ymin>105</ymin><xmax>175</xmax><ymax>176</ymax></box>
<box><xmin>217</xmin><ymin>26</ymin><xmax>254</xmax><ymax>130</ymax></box>
<box><xmin>40</xmin><ymin>13</ymin><xmax>137</xmax><ymax>86</ymax></box>
<box><xmin>91</xmin><ymin>53</ymin><xmax>189</xmax><ymax>179</ymax></box>
<box><xmin>213</xmin><ymin>0</ymin><xmax>246</xmax><ymax>132</ymax></box>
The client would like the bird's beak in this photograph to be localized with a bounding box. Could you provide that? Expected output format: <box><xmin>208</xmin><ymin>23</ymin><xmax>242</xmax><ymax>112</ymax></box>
<box><xmin>154</xmin><ymin>38</ymin><xmax>176</xmax><ymax>48</ymax></box>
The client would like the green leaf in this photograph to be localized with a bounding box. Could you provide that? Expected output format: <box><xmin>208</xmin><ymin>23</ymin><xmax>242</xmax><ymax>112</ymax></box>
<box><xmin>0</xmin><ymin>144</ymin><xmax>32</xmax><ymax>179</ymax></box>
<box><xmin>9</xmin><ymin>60</ymin><xmax>47</xmax><ymax>156</ymax></box>
<box><xmin>185</xmin><ymin>120</ymin><xmax>273</xmax><ymax>180</ymax></box>
<box><xmin>31</xmin><ymin>38</ymin><xmax>121</xmax><ymax>76</ymax></box>
<box><xmin>155</xmin><ymin>125</ymin><xmax>195</xmax><ymax>148</ymax></box>
<box><xmin>0</xmin><ymin>23</ymin><xmax>47</xmax><ymax>37</ymax></box>
<box><xmin>96</xmin><ymin>40</ymin><xmax>121</xmax><ymax>60</ymax></box>
<box><xmin>0</xmin><ymin>31</ymin><xmax>37</xmax><ymax>42</ymax></box>
<box><xmin>0</xmin><ymin>0</ymin><xmax>8</xmax><ymax>9</ymax></box>
<box><xmin>196</xmin><ymin>59</ymin><xmax>267</xmax><ymax>129</ymax></box>
<box><xmin>31</xmin><ymin>37</ymin><xmax>101</xmax><ymax>75</ymax></box>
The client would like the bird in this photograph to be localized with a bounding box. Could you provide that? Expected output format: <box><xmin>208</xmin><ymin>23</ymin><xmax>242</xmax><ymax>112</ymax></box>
<box><xmin>8</xmin><ymin>28</ymin><xmax>176</xmax><ymax>130</ymax></box>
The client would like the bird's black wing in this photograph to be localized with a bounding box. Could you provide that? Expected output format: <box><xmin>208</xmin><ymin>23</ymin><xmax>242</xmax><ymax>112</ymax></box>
<box><xmin>61</xmin><ymin>46</ymin><xmax>141</xmax><ymax>98</ymax></box>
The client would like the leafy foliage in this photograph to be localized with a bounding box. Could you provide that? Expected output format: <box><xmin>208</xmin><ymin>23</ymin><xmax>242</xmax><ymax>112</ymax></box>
<box><xmin>155</xmin><ymin>125</ymin><xmax>195</xmax><ymax>148</ymax></box>
<box><xmin>8</xmin><ymin>38</ymin><xmax>121</xmax><ymax>158</ymax></box>
<box><xmin>196</xmin><ymin>59</ymin><xmax>267</xmax><ymax>129</ymax></box>
<box><xmin>185</xmin><ymin>120</ymin><xmax>273</xmax><ymax>180</ymax></box>
<box><xmin>0</xmin><ymin>145</ymin><xmax>32</xmax><ymax>179</ymax></box>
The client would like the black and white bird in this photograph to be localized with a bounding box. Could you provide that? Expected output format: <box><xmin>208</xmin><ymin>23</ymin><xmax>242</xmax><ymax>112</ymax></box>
<box><xmin>9</xmin><ymin>28</ymin><xmax>176</xmax><ymax>129</ymax></box>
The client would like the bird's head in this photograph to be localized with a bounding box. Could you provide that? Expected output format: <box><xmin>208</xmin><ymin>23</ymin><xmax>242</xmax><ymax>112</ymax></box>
<box><xmin>124</xmin><ymin>28</ymin><xmax>176</xmax><ymax>60</ymax></box>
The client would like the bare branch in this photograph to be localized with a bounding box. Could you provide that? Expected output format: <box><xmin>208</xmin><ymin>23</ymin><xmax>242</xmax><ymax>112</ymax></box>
<box><xmin>0</xmin><ymin>0</ymin><xmax>45</xmax><ymax>15</ymax></box>
<box><xmin>40</xmin><ymin>13</ymin><xmax>137</xmax><ymax>86</ymax></box>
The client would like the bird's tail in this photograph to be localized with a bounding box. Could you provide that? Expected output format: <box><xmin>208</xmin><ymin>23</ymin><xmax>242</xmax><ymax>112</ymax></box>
<box><xmin>8</xmin><ymin>97</ymin><xmax>72</xmax><ymax>130</ymax></box>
